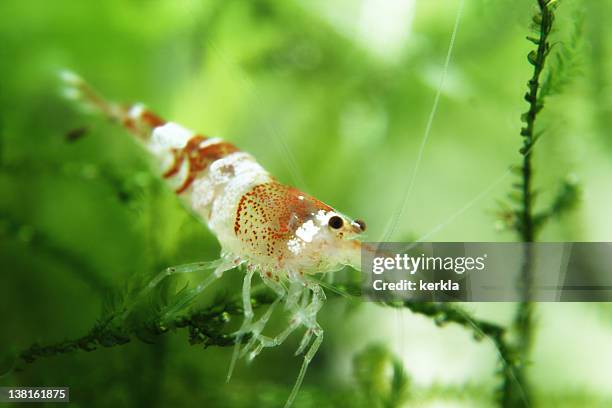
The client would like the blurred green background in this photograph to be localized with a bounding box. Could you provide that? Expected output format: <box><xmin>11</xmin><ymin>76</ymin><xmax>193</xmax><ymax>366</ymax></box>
<box><xmin>1</xmin><ymin>0</ymin><xmax>612</xmax><ymax>406</ymax></box>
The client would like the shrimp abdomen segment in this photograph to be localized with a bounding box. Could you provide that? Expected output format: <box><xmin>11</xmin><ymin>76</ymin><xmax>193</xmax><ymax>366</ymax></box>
<box><xmin>155</xmin><ymin>133</ymin><xmax>240</xmax><ymax>194</ymax></box>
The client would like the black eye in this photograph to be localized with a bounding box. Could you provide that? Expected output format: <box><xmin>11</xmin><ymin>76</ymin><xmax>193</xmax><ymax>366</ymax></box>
<box><xmin>328</xmin><ymin>215</ymin><xmax>344</xmax><ymax>229</ymax></box>
<box><xmin>355</xmin><ymin>219</ymin><xmax>367</xmax><ymax>232</ymax></box>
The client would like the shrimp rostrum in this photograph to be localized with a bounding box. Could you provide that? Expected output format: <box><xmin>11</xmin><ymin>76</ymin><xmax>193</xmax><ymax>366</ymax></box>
<box><xmin>61</xmin><ymin>71</ymin><xmax>366</xmax><ymax>406</ymax></box>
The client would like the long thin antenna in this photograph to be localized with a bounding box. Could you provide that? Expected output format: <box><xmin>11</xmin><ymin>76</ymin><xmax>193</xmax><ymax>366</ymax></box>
<box><xmin>389</xmin><ymin>0</ymin><xmax>466</xmax><ymax>387</ymax></box>
<box><xmin>381</xmin><ymin>0</ymin><xmax>465</xmax><ymax>242</ymax></box>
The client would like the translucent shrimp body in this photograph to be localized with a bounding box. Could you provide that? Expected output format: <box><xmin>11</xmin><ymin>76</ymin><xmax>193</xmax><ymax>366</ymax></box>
<box><xmin>61</xmin><ymin>72</ymin><xmax>365</xmax><ymax>407</ymax></box>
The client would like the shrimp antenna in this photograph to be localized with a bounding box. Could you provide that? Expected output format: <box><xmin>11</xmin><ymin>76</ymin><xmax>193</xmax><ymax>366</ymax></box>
<box><xmin>380</xmin><ymin>0</ymin><xmax>465</xmax><ymax>389</ymax></box>
<box><xmin>381</xmin><ymin>0</ymin><xmax>465</xmax><ymax>242</ymax></box>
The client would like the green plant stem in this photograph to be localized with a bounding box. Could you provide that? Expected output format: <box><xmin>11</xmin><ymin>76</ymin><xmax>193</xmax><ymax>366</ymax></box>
<box><xmin>520</xmin><ymin>0</ymin><xmax>554</xmax><ymax>243</ymax></box>
<box><xmin>508</xmin><ymin>1</ymin><xmax>556</xmax><ymax>407</ymax></box>
<box><xmin>316</xmin><ymin>280</ymin><xmax>507</xmax><ymax>341</ymax></box>
<box><xmin>16</xmin><ymin>290</ymin><xmax>275</xmax><ymax>369</ymax></box>
<box><xmin>387</xmin><ymin>301</ymin><xmax>504</xmax><ymax>338</ymax></box>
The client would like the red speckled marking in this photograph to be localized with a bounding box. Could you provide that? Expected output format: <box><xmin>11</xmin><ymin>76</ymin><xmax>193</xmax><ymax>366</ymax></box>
<box><xmin>141</xmin><ymin>110</ymin><xmax>165</xmax><ymax>128</ymax></box>
<box><xmin>172</xmin><ymin>137</ymin><xmax>239</xmax><ymax>194</ymax></box>
<box><xmin>235</xmin><ymin>182</ymin><xmax>333</xmax><ymax>259</ymax></box>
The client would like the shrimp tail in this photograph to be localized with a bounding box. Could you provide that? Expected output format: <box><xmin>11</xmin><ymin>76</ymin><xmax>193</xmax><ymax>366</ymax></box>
<box><xmin>59</xmin><ymin>70</ymin><xmax>165</xmax><ymax>142</ymax></box>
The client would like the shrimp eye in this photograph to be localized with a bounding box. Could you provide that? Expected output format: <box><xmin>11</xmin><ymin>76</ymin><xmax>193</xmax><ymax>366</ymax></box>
<box><xmin>354</xmin><ymin>219</ymin><xmax>367</xmax><ymax>232</ymax></box>
<box><xmin>328</xmin><ymin>215</ymin><xmax>344</xmax><ymax>229</ymax></box>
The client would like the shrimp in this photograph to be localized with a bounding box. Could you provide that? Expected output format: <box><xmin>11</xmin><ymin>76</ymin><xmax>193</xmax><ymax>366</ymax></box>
<box><xmin>60</xmin><ymin>71</ymin><xmax>367</xmax><ymax>407</ymax></box>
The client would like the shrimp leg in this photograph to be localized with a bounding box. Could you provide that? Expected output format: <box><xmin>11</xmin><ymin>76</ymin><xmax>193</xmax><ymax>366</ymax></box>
<box><xmin>241</xmin><ymin>276</ymin><xmax>286</xmax><ymax>361</ymax></box>
<box><xmin>120</xmin><ymin>260</ymin><xmax>223</xmax><ymax>321</ymax></box>
<box><xmin>159</xmin><ymin>257</ymin><xmax>239</xmax><ymax>324</ymax></box>
<box><xmin>284</xmin><ymin>283</ymin><xmax>326</xmax><ymax>408</ymax></box>
<box><xmin>243</xmin><ymin>278</ymin><xmax>323</xmax><ymax>347</ymax></box>
<box><xmin>226</xmin><ymin>266</ymin><xmax>256</xmax><ymax>382</ymax></box>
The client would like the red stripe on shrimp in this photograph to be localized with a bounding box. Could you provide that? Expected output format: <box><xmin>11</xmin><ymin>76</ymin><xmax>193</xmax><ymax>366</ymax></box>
<box><xmin>141</xmin><ymin>110</ymin><xmax>165</xmax><ymax>128</ymax></box>
<box><xmin>174</xmin><ymin>138</ymin><xmax>240</xmax><ymax>194</ymax></box>
<box><xmin>162</xmin><ymin>149</ymin><xmax>185</xmax><ymax>178</ymax></box>
<box><xmin>122</xmin><ymin>104</ymin><xmax>167</xmax><ymax>140</ymax></box>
